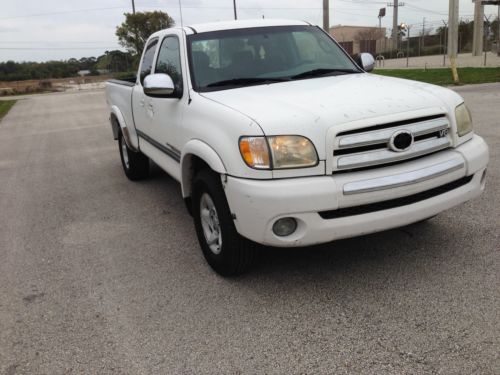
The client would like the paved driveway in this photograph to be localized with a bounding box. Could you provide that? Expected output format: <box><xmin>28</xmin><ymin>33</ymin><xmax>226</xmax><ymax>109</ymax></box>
<box><xmin>0</xmin><ymin>85</ymin><xmax>498</xmax><ymax>374</ymax></box>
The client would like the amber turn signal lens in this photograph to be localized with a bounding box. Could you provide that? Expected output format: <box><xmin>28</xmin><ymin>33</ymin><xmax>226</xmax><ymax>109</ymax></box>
<box><xmin>239</xmin><ymin>137</ymin><xmax>270</xmax><ymax>169</ymax></box>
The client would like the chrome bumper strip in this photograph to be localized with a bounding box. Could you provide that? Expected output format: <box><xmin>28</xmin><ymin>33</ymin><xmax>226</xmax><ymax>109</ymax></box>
<box><xmin>343</xmin><ymin>158</ymin><xmax>465</xmax><ymax>195</ymax></box>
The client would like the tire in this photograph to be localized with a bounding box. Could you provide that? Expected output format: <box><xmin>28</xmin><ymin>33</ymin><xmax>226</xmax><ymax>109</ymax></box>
<box><xmin>192</xmin><ymin>168</ymin><xmax>257</xmax><ymax>276</ymax></box>
<box><xmin>118</xmin><ymin>131</ymin><xmax>149</xmax><ymax>181</ymax></box>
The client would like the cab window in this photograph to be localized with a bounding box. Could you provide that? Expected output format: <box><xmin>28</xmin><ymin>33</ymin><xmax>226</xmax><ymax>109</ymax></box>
<box><xmin>140</xmin><ymin>38</ymin><xmax>158</xmax><ymax>85</ymax></box>
<box><xmin>155</xmin><ymin>36</ymin><xmax>183</xmax><ymax>94</ymax></box>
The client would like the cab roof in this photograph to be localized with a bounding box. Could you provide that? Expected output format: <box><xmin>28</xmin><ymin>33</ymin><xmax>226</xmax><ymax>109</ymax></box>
<box><xmin>151</xmin><ymin>19</ymin><xmax>312</xmax><ymax>38</ymax></box>
<box><xmin>184</xmin><ymin>19</ymin><xmax>310</xmax><ymax>34</ymax></box>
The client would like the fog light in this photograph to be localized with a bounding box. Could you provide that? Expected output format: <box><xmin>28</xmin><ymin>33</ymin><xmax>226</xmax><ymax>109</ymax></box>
<box><xmin>272</xmin><ymin>217</ymin><xmax>297</xmax><ymax>237</ymax></box>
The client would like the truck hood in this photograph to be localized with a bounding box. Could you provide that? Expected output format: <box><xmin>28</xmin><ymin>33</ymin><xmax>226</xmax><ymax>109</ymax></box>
<box><xmin>200</xmin><ymin>73</ymin><xmax>463</xmax><ymax>159</ymax></box>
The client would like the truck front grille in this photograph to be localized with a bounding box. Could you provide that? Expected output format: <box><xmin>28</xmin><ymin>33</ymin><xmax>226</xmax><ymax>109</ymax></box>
<box><xmin>333</xmin><ymin>115</ymin><xmax>452</xmax><ymax>172</ymax></box>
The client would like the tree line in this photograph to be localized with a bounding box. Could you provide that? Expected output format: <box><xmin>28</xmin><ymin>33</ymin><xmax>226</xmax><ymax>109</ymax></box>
<box><xmin>0</xmin><ymin>51</ymin><xmax>134</xmax><ymax>81</ymax></box>
<box><xmin>0</xmin><ymin>11</ymin><xmax>174</xmax><ymax>82</ymax></box>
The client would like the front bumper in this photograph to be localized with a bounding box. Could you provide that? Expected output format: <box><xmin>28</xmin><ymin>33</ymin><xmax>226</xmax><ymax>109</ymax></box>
<box><xmin>223</xmin><ymin>135</ymin><xmax>489</xmax><ymax>247</ymax></box>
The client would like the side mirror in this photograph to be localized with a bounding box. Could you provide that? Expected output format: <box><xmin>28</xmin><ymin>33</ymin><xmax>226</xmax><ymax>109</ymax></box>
<box><xmin>354</xmin><ymin>53</ymin><xmax>375</xmax><ymax>72</ymax></box>
<box><xmin>143</xmin><ymin>73</ymin><xmax>175</xmax><ymax>96</ymax></box>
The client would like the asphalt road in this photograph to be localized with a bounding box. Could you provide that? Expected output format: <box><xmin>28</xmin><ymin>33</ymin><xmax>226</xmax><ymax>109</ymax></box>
<box><xmin>0</xmin><ymin>84</ymin><xmax>498</xmax><ymax>374</ymax></box>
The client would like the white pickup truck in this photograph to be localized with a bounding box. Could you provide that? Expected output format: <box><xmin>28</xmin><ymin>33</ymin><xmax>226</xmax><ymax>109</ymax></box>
<box><xmin>106</xmin><ymin>19</ymin><xmax>489</xmax><ymax>275</ymax></box>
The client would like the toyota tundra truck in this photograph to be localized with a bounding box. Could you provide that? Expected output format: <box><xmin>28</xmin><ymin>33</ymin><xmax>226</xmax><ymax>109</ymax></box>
<box><xmin>105</xmin><ymin>19</ymin><xmax>489</xmax><ymax>276</ymax></box>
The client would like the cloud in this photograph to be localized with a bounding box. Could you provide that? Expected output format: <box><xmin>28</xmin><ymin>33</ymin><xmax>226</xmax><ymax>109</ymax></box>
<box><xmin>0</xmin><ymin>0</ymin><xmax>492</xmax><ymax>62</ymax></box>
<box><xmin>0</xmin><ymin>25</ymin><xmax>19</xmax><ymax>32</ymax></box>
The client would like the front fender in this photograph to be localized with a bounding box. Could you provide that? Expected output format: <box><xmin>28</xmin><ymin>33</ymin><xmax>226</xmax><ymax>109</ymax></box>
<box><xmin>181</xmin><ymin>139</ymin><xmax>227</xmax><ymax>198</ymax></box>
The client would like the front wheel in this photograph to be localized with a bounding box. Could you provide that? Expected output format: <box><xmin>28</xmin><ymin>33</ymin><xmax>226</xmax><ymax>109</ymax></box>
<box><xmin>192</xmin><ymin>169</ymin><xmax>257</xmax><ymax>276</ymax></box>
<box><xmin>118</xmin><ymin>131</ymin><xmax>149</xmax><ymax>181</ymax></box>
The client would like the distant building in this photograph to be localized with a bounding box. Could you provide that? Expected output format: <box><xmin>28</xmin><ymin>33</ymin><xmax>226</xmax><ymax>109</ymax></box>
<box><xmin>77</xmin><ymin>70</ymin><xmax>91</xmax><ymax>76</ymax></box>
<box><xmin>329</xmin><ymin>25</ymin><xmax>387</xmax><ymax>56</ymax></box>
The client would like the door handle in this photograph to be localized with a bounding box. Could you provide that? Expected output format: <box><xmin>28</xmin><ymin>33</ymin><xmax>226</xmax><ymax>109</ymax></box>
<box><xmin>139</xmin><ymin>99</ymin><xmax>145</xmax><ymax>107</ymax></box>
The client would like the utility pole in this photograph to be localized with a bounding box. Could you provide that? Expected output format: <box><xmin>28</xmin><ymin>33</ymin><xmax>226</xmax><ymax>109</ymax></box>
<box><xmin>442</xmin><ymin>20</ymin><xmax>448</xmax><ymax>66</ymax></box>
<box><xmin>233</xmin><ymin>0</ymin><xmax>237</xmax><ymax>20</ymax></box>
<box><xmin>388</xmin><ymin>2</ymin><xmax>405</xmax><ymax>51</ymax></box>
<box><xmin>473</xmin><ymin>0</ymin><xmax>484</xmax><ymax>55</ymax></box>
<box><xmin>484</xmin><ymin>15</ymin><xmax>492</xmax><ymax>65</ymax></box>
<box><xmin>422</xmin><ymin>17</ymin><xmax>425</xmax><ymax>53</ymax></box>
<box><xmin>393</xmin><ymin>1</ymin><xmax>399</xmax><ymax>50</ymax></box>
<box><xmin>131</xmin><ymin>0</ymin><xmax>139</xmax><ymax>55</ymax></box>
<box><xmin>405</xmin><ymin>24</ymin><xmax>411</xmax><ymax>67</ymax></box>
<box><xmin>448</xmin><ymin>0</ymin><xmax>460</xmax><ymax>83</ymax></box>
<box><xmin>323</xmin><ymin>0</ymin><xmax>330</xmax><ymax>32</ymax></box>
<box><xmin>475</xmin><ymin>0</ymin><xmax>500</xmax><ymax>56</ymax></box>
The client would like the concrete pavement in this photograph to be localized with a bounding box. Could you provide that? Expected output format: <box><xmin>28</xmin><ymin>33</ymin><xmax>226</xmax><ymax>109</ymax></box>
<box><xmin>0</xmin><ymin>86</ymin><xmax>498</xmax><ymax>374</ymax></box>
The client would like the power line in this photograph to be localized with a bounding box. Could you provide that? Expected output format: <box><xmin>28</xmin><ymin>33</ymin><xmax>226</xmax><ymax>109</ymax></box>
<box><xmin>0</xmin><ymin>3</ymin><xmax>403</xmax><ymax>21</ymax></box>
<box><xmin>0</xmin><ymin>6</ymin><xmax>125</xmax><ymax>20</ymax></box>
<box><xmin>405</xmin><ymin>4</ymin><xmax>448</xmax><ymax>16</ymax></box>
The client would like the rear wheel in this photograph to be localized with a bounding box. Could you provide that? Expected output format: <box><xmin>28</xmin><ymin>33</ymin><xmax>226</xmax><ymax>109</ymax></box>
<box><xmin>192</xmin><ymin>169</ymin><xmax>257</xmax><ymax>276</ymax></box>
<box><xmin>118</xmin><ymin>131</ymin><xmax>149</xmax><ymax>181</ymax></box>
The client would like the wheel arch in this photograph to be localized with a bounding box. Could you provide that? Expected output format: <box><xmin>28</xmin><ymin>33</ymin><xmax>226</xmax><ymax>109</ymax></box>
<box><xmin>110</xmin><ymin>105</ymin><xmax>138</xmax><ymax>151</ymax></box>
<box><xmin>109</xmin><ymin>105</ymin><xmax>125</xmax><ymax>140</ymax></box>
<box><xmin>181</xmin><ymin>140</ymin><xmax>227</xmax><ymax>199</ymax></box>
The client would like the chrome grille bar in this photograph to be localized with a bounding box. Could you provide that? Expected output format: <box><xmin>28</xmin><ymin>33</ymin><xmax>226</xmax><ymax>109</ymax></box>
<box><xmin>338</xmin><ymin>117</ymin><xmax>449</xmax><ymax>149</ymax></box>
<box><xmin>337</xmin><ymin>137</ymin><xmax>451</xmax><ymax>170</ymax></box>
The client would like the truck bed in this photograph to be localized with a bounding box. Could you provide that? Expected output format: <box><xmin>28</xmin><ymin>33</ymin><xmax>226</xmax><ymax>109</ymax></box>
<box><xmin>105</xmin><ymin>79</ymin><xmax>138</xmax><ymax>148</ymax></box>
<box><xmin>107</xmin><ymin>77</ymin><xmax>136</xmax><ymax>87</ymax></box>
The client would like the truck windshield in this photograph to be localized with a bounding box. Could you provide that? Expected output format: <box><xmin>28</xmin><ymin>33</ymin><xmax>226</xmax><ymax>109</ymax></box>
<box><xmin>187</xmin><ymin>25</ymin><xmax>360</xmax><ymax>92</ymax></box>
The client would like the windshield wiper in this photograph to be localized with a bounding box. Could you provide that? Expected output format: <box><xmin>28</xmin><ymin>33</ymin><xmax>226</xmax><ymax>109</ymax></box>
<box><xmin>291</xmin><ymin>68</ymin><xmax>359</xmax><ymax>80</ymax></box>
<box><xmin>205</xmin><ymin>77</ymin><xmax>289</xmax><ymax>88</ymax></box>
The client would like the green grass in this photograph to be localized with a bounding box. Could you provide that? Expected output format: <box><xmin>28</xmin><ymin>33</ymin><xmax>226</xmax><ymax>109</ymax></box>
<box><xmin>374</xmin><ymin>67</ymin><xmax>500</xmax><ymax>86</ymax></box>
<box><xmin>0</xmin><ymin>100</ymin><xmax>16</xmax><ymax>121</ymax></box>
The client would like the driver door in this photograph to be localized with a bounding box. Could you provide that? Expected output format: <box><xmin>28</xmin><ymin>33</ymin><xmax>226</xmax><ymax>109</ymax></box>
<box><xmin>132</xmin><ymin>37</ymin><xmax>159</xmax><ymax>142</ymax></box>
<box><xmin>147</xmin><ymin>33</ymin><xmax>186</xmax><ymax>163</ymax></box>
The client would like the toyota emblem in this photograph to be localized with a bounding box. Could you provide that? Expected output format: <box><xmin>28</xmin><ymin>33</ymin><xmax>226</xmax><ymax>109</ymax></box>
<box><xmin>389</xmin><ymin>130</ymin><xmax>414</xmax><ymax>152</ymax></box>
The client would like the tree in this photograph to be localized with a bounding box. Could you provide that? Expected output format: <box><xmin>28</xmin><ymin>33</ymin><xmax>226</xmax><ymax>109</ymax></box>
<box><xmin>116</xmin><ymin>11</ymin><xmax>175</xmax><ymax>56</ymax></box>
<box><xmin>96</xmin><ymin>50</ymin><xmax>133</xmax><ymax>72</ymax></box>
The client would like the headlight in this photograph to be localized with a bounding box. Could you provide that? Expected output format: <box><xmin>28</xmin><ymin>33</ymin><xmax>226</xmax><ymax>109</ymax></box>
<box><xmin>239</xmin><ymin>135</ymin><xmax>318</xmax><ymax>169</ymax></box>
<box><xmin>455</xmin><ymin>103</ymin><xmax>473</xmax><ymax>137</ymax></box>
<box><xmin>268</xmin><ymin>136</ymin><xmax>318</xmax><ymax>168</ymax></box>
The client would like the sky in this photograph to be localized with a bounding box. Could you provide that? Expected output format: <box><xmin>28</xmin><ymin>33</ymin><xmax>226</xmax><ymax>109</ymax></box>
<box><xmin>0</xmin><ymin>0</ymin><xmax>498</xmax><ymax>62</ymax></box>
